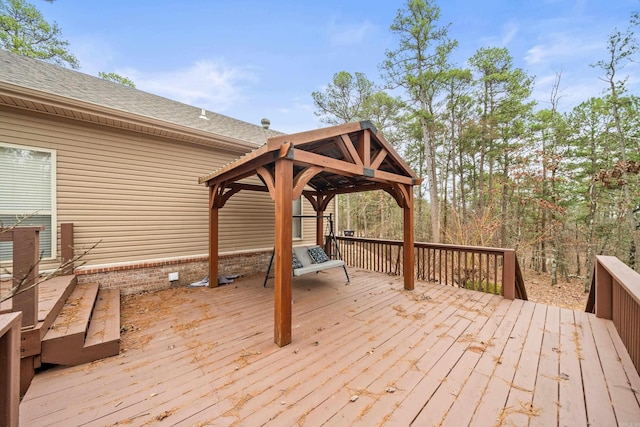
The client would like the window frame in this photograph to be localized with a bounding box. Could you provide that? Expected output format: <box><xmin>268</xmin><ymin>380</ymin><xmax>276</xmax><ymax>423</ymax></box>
<box><xmin>0</xmin><ymin>142</ymin><xmax>57</xmax><ymax>261</ymax></box>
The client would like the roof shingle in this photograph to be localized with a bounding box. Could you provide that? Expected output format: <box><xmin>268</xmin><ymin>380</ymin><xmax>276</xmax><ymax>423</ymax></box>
<box><xmin>0</xmin><ymin>49</ymin><xmax>283</xmax><ymax>146</ymax></box>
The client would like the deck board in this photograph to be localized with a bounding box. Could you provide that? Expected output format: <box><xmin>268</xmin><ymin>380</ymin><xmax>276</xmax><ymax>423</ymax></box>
<box><xmin>469</xmin><ymin>300</ymin><xmax>535</xmax><ymax>425</ymax></box>
<box><xmin>19</xmin><ymin>269</ymin><xmax>640</xmax><ymax>426</ymax></box>
<box><xmin>84</xmin><ymin>288</ymin><xmax>120</xmax><ymax>347</ymax></box>
<box><xmin>502</xmin><ymin>302</ymin><xmax>546</xmax><ymax>426</ymax></box>
<box><xmin>530</xmin><ymin>304</ymin><xmax>561</xmax><ymax>427</ymax></box>
<box><xmin>439</xmin><ymin>298</ymin><xmax>516</xmax><ymax>427</ymax></box>
<box><xmin>36</xmin><ymin>275</ymin><xmax>77</xmax><ymax>324</ymax></box>
<box><xmin>397</xmin><ymin>292</ymin><xmax>496</xmax><ymax>426</ymax></box>
<box><xmin>558</xmin><ymin>307</ymin><xmax>588</xmax><ymax>426</ymax></box>
<box><xmin>575</xmin><ymin>310</ymin><xmax>618</xmax><ymax>426</ymax></box>
<box><xmin>299</xmin><ymin>286</ymin><xmax>467</xmax><ymax>426</ymax></box>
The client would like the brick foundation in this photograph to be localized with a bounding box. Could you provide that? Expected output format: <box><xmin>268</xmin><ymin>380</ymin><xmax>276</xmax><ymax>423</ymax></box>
<box><xmin>75</xmin><ymin>250</ymin><xmax>272</xmax><ymax>295</ymax></box>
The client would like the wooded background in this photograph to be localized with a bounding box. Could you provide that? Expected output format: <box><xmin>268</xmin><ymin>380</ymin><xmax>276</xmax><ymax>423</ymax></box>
<box><xmin>311</xmin><ymin>1</ymin><xmax>640</xmax><ymax>289</ymax></box>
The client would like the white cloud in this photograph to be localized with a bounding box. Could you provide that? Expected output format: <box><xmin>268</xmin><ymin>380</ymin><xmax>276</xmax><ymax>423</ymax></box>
<box><xmin>524</xmin><ymin>32</ymin><xmax>602</xmax><ymax>66</ymax></box>
<box><xmin>71</xmin><ymin>35</ymin><xmax>259</xmax><ymax>112</ymax></box>
<box><xmin>125</xmin><ymin>60</ymin><xmax>258</xmax><ymax>112</ymax></box>
<box><xmin>480</xmin><ymin>20</ymin><xmax>519</xmax><ymax>47</ymax></box>
<box><xmin>524</xmin><ymin>45</ymin><xmax>546</xmax><ymax>65</ymax></box>
<box><xmin>500</xmin><ymin>21</ymin><xmax>519</xmax><ymax>46</ymax></box>
<box><xmin>328</xmin><ymin>19</ymin><xmax>375</xmax><ymax>46</ymax></box>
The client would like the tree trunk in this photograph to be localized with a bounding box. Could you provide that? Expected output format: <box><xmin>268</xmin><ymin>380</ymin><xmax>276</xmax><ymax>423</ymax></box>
<box><xmin>500</xmin><ymin>149</ymin><xmax>509</xmax><ymax>247</ymax></box>
<box><xmin>346</xmin><ymin>194</ymin><xmax>351</xmax><ymax>231</ymax></box>
<box><xmin>609</xmin><ymin>80</ymin><xmax>640</xmax><ymax>271</ymax></box>
<box><xmin>420</xmin><ymin>111</ymin><xmax>440</xmax><ymax>243</ymax></box>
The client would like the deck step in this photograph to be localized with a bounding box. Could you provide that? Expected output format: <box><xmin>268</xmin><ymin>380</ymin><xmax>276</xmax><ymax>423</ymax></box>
<box><xmin>37</xmin><ymin>275</ymin><xmax>78</xmax><ymax>330</ymax></box>
<box><xmin>43</xmin><ymin>282</ymin><xmax>99</xmax><ymax>343</ymax></box>
<box><xmin>13</xmin><ymin>275</ymin><xmax>78</xmax><ymax>359</ymax></box>
<box><xmin>41</xmin><ymin>283</ymin><xmax>120</xmax><ymax>366</ymax></box>
<box><xmin>83</xmin><ymin>288</ymin><xmax>120</xmax><ymax>352</ymax></box>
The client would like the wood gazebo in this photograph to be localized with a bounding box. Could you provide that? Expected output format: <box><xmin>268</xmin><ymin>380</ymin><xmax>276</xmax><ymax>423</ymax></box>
<box><xmin>199</xmin><ymin>121</ymin><xmax>422</xmax><ymax>346</ymax></box>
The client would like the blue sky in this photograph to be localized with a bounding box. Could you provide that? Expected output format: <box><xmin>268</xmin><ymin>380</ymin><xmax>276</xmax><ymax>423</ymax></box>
<box><xmin>40</xmin><ymin>0</ymin><xmax>639</xmax><ymax>134</ymax></box>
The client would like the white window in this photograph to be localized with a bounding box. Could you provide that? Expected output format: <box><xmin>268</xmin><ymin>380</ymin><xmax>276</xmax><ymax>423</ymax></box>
<box><xmin>292</xmin><ymin>196</ymin><xmax>302</xmax><ymax>240</ymax></box>
<box><xmin>0</xmin><ymin>143</ymin><xmax>56</xmax><ymax>261</ymax></box>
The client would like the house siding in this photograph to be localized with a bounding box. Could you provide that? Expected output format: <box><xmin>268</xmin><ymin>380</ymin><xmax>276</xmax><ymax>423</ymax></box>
<box><xmin>1</xmin><ymin>107</ymin><xmax>325</xmax><ymax>290</ymax></box>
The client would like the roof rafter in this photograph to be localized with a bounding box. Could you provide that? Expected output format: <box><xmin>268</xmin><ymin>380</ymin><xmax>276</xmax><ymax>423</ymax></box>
<box><xmin>199</xmin><ymin>121</ymin><xmax>421</xmax><ymax>205</ymax></box>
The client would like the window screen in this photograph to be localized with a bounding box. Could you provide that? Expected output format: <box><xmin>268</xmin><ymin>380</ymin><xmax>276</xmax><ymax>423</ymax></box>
<box><xmin>0</xmin><ymin>145</ymin><xmax>54</xmax><ymax>260</ymax></box>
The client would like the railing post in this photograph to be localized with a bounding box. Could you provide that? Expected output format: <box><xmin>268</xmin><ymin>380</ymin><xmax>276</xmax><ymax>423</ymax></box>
<box><xmin>61</xmin><ymin>223</ymin><xmax>74</xmax><ymax>275</ymax></box>
<box><xmin>11</xmin><ymin>227</ymin><xmax>41</xmax><ymax>328</ymax></box>
<box><xmin>0</xmin><ymin>312</ymin><xmax>22</xmax><ymax>427</ymax></box>
<box><xmin>594</xmin><ymin>256</ymin><xmax>613</xmax><ymax>319</ymax></box>
<box><xmin>503</xmin><ymin>249</ymin><xmax>516</xmax><ymax>300</ymax></box>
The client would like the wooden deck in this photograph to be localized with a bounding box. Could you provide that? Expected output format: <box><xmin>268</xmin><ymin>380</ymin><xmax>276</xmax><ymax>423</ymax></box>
<box><xmin>20</xmin><ymin>269</ymin><xmax>640</xmax><ymax>426</ymax></box>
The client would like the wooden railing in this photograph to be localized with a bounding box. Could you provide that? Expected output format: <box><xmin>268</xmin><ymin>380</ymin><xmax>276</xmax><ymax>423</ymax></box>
<box><xmin>1</xmin><ymin>223</ymin><xmax>75</xmax><ymax>402</ymax></box>
<box><xmin>586</xmin><ymin>255</ymin><xmax>640</xmax><ymax>374</ymax></box>
<box><xmin>332</xmin><ymin>236</ymin><xmax>527</xmax><ymax>300</ymax></box>
<box><xmin>0</xmin><ymin>312</ymin><xmax>22</xmax><ymax>427</ymax></box>
<box><xmin>0</xmin><ymin>226</ymin><xmax>43</xmax><ymax>328</ymax></box>
<box><xmin>0</xmin><ymin>223</ymin><xmax>75</xmax><ymax>320</ymax></box>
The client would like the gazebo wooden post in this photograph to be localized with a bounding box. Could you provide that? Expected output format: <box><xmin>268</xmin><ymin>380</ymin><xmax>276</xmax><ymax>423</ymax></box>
<box><xmin>316</xmin><ymin>211</ymin><xmax>324</xmax><ymax>248</ymax></box>
<box><xmin>274</xmin><ymin>157</ymin><xmax>293</xmax><ymax>346</ymax></box>
<box><xmin>208</xmin><ymin>186</ymin><xmax>219</xmax><ymax>288</ymax></box>
<box><xmin>403</xmin><ymin>185</ymin><xmax>415</xmax><ymax>291</ymax></box>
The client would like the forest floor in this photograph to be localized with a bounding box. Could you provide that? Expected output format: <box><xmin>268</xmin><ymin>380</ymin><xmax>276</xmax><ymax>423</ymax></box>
<box><xmin>521</xmin><ymin>269</ymin><xmax>590</xmax><ymax>310</ymax></box>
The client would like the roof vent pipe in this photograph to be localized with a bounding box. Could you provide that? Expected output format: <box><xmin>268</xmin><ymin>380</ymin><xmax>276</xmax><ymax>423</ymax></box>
<box><xmin>261</xmin><ymin>118</ymin><xmax>270</xmax><ymax>129</ymax></box>
<box><xmin>199</xmin><ymin>108</ymin><xmax>208</xmax><ymax>120</ymax></box>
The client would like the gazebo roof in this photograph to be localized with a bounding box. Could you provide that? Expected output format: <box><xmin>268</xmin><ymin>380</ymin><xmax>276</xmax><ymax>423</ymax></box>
<box><xmin>198</xmin><ymin>120</ymin><xmax>422</xmax><ymax>195</ymax></box>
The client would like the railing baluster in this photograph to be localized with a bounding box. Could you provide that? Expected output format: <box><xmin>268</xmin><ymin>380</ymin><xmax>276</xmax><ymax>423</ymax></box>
<box><xmin>471</xmin><ymin>252</ymin><xmax>476</xmax><ymax>290</ymax></box>
<box><xmin>485</xmin><ymin>253</ymin><xmax>490</xmax><ymax>292</ymax></box>
<box><xmin>456</xmin><ymin>249</ymin><xmax>460</xmax><ymax>288</ymax></box>
<box><xmin>452</xmin><ymin>250</ymin><xmax>456</xmax><ymax>287</ymax></box>
<box><xmin>495</xmin><ymin>255</ymin><xmax>499</xmax><ymax>293</ymax></box>
<box><xmin>437</xmin><ymin>249</ymin><xmax>441</xmax><ymax>284</ymax></box>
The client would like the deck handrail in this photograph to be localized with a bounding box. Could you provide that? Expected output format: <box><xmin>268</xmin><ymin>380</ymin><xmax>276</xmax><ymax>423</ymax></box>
<box><xmin>0</xmin><ymin>226</ymin><xmax>43</xmax><ymax>328</ymax></box>
<box><xmin>0</xmin><ymin>311</ymin><xmax>22</xmax><ymax>427</ymax></box>
<box><xmin>586</xmin><ymin>255</ymin><xmax>640</xmax><ymax>374</ymax></box>
<box><xmin>1</xmin><ymin>223</ymin><xmax>75</xmax><ymax>321</ymax></box>
<box><xmin>332</xmin><ymin>236</ymin><xmax>527</xmax><ymax>300</ymax></box>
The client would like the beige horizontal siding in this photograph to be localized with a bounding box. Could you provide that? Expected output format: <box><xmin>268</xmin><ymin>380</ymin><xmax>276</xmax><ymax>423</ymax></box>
<box><xmin>0</xmin><ymin>107</ymin><xmax>321</xmax><ymax>270</ymax></box>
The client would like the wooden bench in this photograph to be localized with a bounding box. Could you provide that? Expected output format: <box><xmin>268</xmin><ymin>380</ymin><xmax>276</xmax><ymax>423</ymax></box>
<box><xmin>263</xmin><ymin>245</ymin><xmax>350</xmax><ymax>287</ymax></box>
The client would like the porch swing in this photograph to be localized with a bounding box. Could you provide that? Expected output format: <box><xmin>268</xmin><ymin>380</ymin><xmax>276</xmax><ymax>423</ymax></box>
<box><xmin>263</xmin><ymin>213</ymin><xmax>350</xmax><ymax>287</ymax></box>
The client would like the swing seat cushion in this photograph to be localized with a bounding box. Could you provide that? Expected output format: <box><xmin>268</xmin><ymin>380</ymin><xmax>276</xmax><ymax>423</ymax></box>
<box><xmin>307</xmin><ymin>245</ymin><xmax>330</xmax><ymax>263</ymax></box>
<box><xmin>292</xmin><ymin>252</ymin><xmax>304</xmax><ymax>269</ymax></box>
<box><xmin>292</xmin><ymin>245</ymin><xmax>345</xmax><ymax>276</ymax></box>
